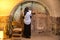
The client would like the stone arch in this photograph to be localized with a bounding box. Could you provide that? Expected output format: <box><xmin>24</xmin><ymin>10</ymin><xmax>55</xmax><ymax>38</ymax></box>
<box><xmin>9</xmin><ymin>1</ymin><xmax>50</xmax><ymax>20</ymax></box>
<box><xmin>8</xmin><ymin>1</ymin><xmax>51</xmax><ymax>33</ymax></box>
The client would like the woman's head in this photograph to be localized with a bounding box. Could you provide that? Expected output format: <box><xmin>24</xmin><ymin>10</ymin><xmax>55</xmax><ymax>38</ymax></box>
<box><xmin>24</xmin><ymin>7</ymin><xmax>29</xmax><ymax>12</ymax></box>
<box><xmin>24</xmin><ymin>7</ymin><xmax>29</xmax><ymax>15</ymax></box>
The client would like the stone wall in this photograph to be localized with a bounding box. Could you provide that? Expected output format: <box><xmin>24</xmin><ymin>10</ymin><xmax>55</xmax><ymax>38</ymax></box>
<box><xmin>56</xmin><ymin>17</ymin><xmax>60</xmax><ymax>35</ymax></box>
<box><xmin>23</xmin><ymin>0</ymin><xmax>60</xmax><ymax>34</ymax></box>
<box><xmin>0</xmin><ymin>16</ymin><xmax>9</xmax><ymax>33</ymax></box>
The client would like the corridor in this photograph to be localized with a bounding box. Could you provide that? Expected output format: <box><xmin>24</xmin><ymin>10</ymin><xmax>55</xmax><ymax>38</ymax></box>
<box><xmin>0</xmin><ymin>0</ymin><xmax>60</xmax><ymax>40</ymax></box>
<box><xmin>3</xmin><ymin>1</ymin><xmax>60</xmax><ymax>40</ymax></box>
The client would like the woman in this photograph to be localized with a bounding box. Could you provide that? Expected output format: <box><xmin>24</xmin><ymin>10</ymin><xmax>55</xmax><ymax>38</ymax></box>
<box><xmin>23</xmin><ymin>7</ymin><xmax>32</xmax><ymax>38</ymax></box>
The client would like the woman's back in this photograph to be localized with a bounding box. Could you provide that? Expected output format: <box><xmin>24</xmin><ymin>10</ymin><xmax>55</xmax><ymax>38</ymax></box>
<box><xmin>24</xmin><ymin>10</ymin><xmax>32</xmax><ymax>25</ymax></box>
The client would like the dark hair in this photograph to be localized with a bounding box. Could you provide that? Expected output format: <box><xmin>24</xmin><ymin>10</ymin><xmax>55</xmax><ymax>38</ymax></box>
<box><xmin>24</xmin><ymin>7</ymin><xmax>29</xmax><ymax>16</ymax></box>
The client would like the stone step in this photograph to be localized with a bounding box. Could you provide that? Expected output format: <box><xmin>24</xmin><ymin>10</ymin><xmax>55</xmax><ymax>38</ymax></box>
<box><xmin>11</xmin><ymin>37</ymin><xmax>21</xmax><ymax>40</ymax></box>
<box><xmin>12</xmin><ymin>34</ymin><xmax>22</xmax><ymax>36</ymax></box>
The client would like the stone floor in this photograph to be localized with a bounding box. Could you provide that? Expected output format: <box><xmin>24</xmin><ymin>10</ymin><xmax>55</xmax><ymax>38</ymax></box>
<box><xmin>3</xmin><ymin>32</ymin><xmax>60</xmax><ymax>40</ymax></box>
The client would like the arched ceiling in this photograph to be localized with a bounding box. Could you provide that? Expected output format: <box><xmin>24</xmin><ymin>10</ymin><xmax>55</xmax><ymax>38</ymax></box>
<box><xmin>10</xmin><ymin>1</ymin><xmax>48</xmax><ymax>22</ymax></box>
<box><xmin>24</xmin><ymin>0</ymin><xmax>60</xmax><ymax>17</ymax></box>
<box><xmin>0</xmin><ymin>0</ymin><xmax>60</xmax><ymax>17</ymax></box>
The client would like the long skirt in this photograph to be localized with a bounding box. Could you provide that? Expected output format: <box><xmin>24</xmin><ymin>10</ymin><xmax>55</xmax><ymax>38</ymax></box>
<box><xmin>23</xmin><ymin>24</ymin><xmax>31</xmax><ymax>38</ymax></box>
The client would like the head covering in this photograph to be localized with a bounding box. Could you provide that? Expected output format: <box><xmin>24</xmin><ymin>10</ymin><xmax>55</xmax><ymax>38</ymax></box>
<box><xmin>24</xmin><ymin>7</ymin><xmax>29</xmax><ymax>16</ymax></box>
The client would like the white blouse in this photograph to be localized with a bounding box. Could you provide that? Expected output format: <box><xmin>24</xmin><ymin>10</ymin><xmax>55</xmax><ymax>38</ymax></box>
<box><xmin>24</xmin><ymin>10</ymin><xmax>32</xmax><ymax>25</ymax></box>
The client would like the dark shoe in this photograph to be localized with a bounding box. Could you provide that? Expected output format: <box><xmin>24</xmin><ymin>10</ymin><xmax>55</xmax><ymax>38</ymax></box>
<box><xmin>25</xmin><ymin>36</ymin><xmax>31</xmax><ymax>38</ymax></box>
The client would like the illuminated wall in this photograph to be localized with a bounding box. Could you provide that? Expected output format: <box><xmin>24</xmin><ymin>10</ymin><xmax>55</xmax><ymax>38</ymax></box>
<box><xmin>0</xmin><ymin>0</ymin><xmax>23</xmax><ymax>16</ymax></box>
<box><xmin>0</xmin><ymin>0</ymin><xmax>23</xmax><ymax>38</ymax></box>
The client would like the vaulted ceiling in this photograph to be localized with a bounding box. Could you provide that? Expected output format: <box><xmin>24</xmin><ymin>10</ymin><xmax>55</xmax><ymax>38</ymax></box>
<box><xmin>24</xmin><ymin>0</ymin><xmax>60</xmax><ymax>17</ymax></box>
<box><xmin>0</xmin><ymin>0</ymin><xmax>60</xmax><ymax>17</ymax></box>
